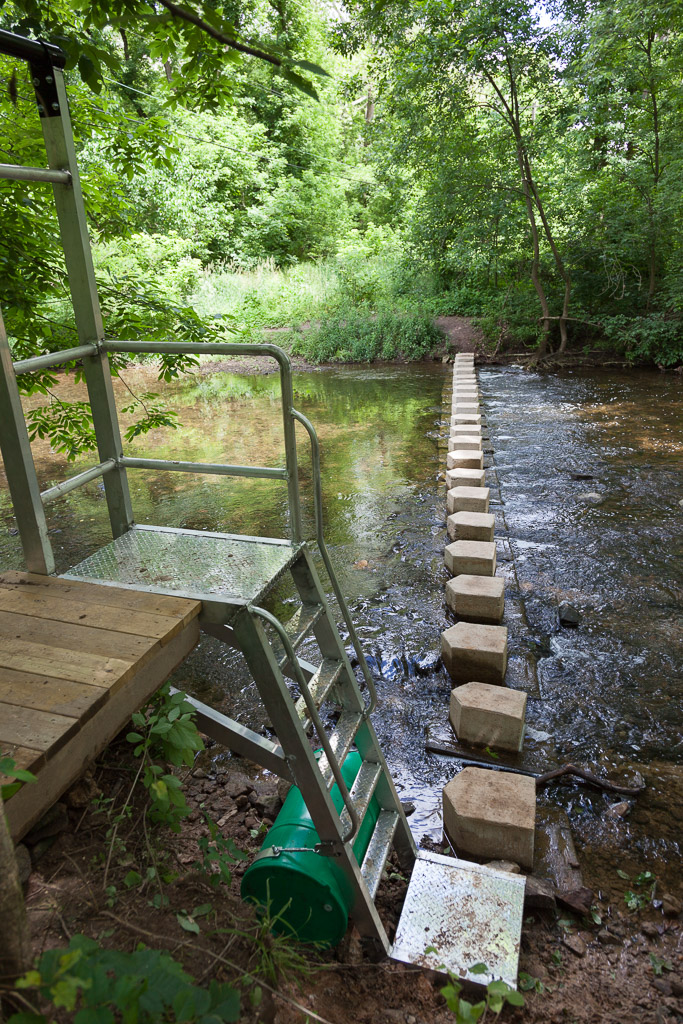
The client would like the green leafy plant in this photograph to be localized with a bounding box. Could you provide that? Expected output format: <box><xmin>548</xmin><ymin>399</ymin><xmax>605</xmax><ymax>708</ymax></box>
<box><xmin>8</xmin><ymin>934</ymin><xmax>240</xmax><ymax>1024</ymax></box>
<box><xmin>518</xmin><ymin>971</ymin><xmax>544</xmax><ymax>994</ymax></box>
<box><xmin>0</xmin><ymin>754</ymin><xmax>37</xmax><ymax>801</ymax></box>
<box><xmin>176</xmin><ymin>903</ymin><xmax>213</xmax><ymax>935</ymax></box>
<box><xmin>620</xmin><ymin>869</ymin><xmax>657</xmax><ymax>911</ymax></box>
<box><xmin>426</xmin><ymin>955</ymin><xmax>524</xmax><ymax>1022</ymax></box>
<box><xmin>649</xmin><ymin>952</ymin><xmax>673</xmax><ymax>977</ymax></box>
<box><xmin>194</xmin><ymin>814</ymin><xmax>247</xmax><ymax>888</ymax></box>
<box><xmin>126</xmin><ymin>684</ymin><xmax>204</xmax><ymax>830</ymax></box>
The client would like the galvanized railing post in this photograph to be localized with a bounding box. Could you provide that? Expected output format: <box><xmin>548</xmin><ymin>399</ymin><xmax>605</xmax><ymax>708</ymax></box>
<box><xmin>37</xmin><ymin>65</ymin><xmax>133</xmax><ymax>537</ymax></box>
<box><xmin>0</xmin><ymin>310</ymin><xmax>54</xmax><ymax>574</ymax></box>
<box><xmin>291</xmin><ymin>409</ymin><xmax>378</xmax><ymax>716</ymax></box>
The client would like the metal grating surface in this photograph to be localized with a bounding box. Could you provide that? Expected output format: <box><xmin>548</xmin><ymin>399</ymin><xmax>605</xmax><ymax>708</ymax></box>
<box><xmin>64</xmin><ymin>527</ymin><xmax>299</xmax><ymax>605</ymax></box>
<box><xmin>391</xmin><ymin>850</ymin><xmax>524</xmax><ymax>988</ymax></box>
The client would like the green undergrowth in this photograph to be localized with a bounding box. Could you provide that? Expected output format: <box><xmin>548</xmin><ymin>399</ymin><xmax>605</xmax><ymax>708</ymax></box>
<box><xmin>287</xmin><ymin>304</ymin><xmax>445</xmax><ymax>363</ymax></box>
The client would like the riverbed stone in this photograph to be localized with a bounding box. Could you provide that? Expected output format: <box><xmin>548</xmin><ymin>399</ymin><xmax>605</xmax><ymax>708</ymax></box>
<box><xmin>446</xmin><ymin>467</ymin><xmax>486</xmax><ymax>489</ymax></box>
<box><xmin>447</xmin><ymin>486</ymin><xmax>490</xmax><ymax>514</ymax></box>
<box><xmin>448</xmin><ymin>436</ymin><xmax>482</xmax><ymax>452</ymax></box>
<box><xmin>447</xmin><ymin>449</ymin><xmax>484</xmax><ymax>471</ymax></box>
<box><xmin>447</xmin><ymin>511</ymin><xmax>495</xmax><ymax>543</ymax></box>
<box><xmin>441</xmin><ymin>621</ymin><xmax>508</xmax><ymax>684</ymax></box>
<box><xmin>445</xmin><ymin>574</ymin><xmax>504</xmax><ymax>622</ymax></box>
<box><xmin>442</xmin><ymin>767</ymin><xmax>535</xmax><ymax>868</ymax></box>
<box><xmin>444</xmin><ymin>540</ymin><xmax>496</xmax><ymax>577</ymax></box>
<box><xmin>449</xmin><ymin>682</ymin><xmax>526</xmax><ymax>752</ymax></box>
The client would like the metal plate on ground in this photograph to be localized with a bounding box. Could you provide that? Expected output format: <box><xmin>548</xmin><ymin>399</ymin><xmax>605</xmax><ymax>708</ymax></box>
<box><xmin>391</xmin><ymin>850</ymin><xmax>524</xmax><ymax>988</ymax></box>
<box><xmin>64</xmin><ymin>526</ymin><xmax>298</xmax><ymax>605</ymax></box>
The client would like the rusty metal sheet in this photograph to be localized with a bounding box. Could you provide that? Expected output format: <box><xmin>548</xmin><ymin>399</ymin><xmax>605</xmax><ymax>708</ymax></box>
<box><xmin>391</xmin><ymin>850</ymin><xmax>524</xmax><ymax>988</ymax></box>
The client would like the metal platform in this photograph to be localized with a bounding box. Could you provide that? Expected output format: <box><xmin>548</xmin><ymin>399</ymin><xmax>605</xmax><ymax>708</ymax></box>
<box><xmin>63</xmin><ymin>525</ymin><xmax>300</xmax><ymax>608</ymax></box>
<box><xmin>391</xmin><ymin>850</ymin><xmax>525</xmax><ymax>988</ymax></box>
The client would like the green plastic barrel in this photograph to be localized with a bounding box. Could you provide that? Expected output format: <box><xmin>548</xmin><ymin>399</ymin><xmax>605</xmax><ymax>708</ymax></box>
<box><xmin>241</xmin><ymin>751</ymin><xmax>379</xmax><ymax>947</ymax></box>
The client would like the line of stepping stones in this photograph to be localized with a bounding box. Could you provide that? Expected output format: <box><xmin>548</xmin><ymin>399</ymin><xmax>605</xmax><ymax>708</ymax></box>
<box><xmin>440</xmin><ymin>354</ymin><xmax>536</xmax><ymax>871</ymax></box>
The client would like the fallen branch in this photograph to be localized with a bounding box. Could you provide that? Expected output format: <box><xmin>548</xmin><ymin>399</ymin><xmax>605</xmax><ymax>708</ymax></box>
<box><xmin>535</xmin><ymin>763</ymin><xmax>645</xmax><ymax>795</ymax></box>
<box><xmin>426</xmin><ymin>742</ymin><xmax>645</xmax><ymax>795</ymax></box>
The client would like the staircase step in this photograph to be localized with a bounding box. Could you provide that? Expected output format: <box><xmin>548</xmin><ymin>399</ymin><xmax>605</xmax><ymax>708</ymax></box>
<box><xmin>341</xmin><ymin>760</ymin><xmax>382</xmax><ymax>834</ymax></box>
<box><xmin>361</xmin><ymin>809</ymin><xmax>399</xmax><ymax>899</ymax></box>
<box><xmin>295</xmin><ymin>658</ymin><xmax>344</xmax><ymax>729</ymax></box>
<box><xmin>274</xmin><ymin>602</ymin><xmax>323</xmax><ymax>667</ymax></box>
<box><xmin>317</xmin><ymin>710</ymin><xmax>363</xmax><ymax>787</ymax></box>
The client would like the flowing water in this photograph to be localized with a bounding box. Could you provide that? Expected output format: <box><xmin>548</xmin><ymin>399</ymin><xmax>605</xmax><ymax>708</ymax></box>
<box><xmin>1</xmin><ymin>360</ymin><xmax>681</xmax><ymax>896</ymax></box>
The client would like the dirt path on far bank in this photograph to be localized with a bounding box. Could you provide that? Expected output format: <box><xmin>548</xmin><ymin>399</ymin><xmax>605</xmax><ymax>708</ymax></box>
<box><xmin>434</xmin><ymin>315</ymin><xmax>485</xmax><ymax>353</ymax></box>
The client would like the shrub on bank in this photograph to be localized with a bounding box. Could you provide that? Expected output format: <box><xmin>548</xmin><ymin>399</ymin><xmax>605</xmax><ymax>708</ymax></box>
<box><xmin>289</xmin><ymin>305</ymin><xmax>444</xmax><ymax>363</ymax></box>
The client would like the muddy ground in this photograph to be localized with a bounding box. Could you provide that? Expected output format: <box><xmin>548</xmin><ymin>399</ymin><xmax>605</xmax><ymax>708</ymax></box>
<box><xmin>9</xmin><ymin>735</ymin><xmax>683</xmax><ymax>1024</ymax></box>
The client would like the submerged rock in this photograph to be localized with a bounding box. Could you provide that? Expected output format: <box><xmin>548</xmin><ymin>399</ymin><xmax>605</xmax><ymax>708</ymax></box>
<box><xmin>558</xmin><ymin>602</ymin><xmax>581</xmax><ymax>627</ymax></box>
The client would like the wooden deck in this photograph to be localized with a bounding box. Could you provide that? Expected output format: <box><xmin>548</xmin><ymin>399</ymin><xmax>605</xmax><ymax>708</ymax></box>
<box><xmin>0</xmin><ymin>571</ymin><xmax>201</xmax><ymax>840</ymax></box>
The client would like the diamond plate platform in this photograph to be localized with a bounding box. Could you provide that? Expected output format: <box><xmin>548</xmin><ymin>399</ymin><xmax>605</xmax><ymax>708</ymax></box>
<box><xmin>63</xmin><ymin>526</ymin><xmax>300</xmax><ymax>607</ymax></box>
<box><xmin>391</xmin><ymin>850</ymin><xmax>524</xmax><ymax>988</ymax></box>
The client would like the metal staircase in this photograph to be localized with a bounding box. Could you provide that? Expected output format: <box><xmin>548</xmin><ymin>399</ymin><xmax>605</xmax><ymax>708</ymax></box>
<box><xmin>0</xmin><ymin>28</ymin><xmax>416</xmax><ymax>953</ymax></box>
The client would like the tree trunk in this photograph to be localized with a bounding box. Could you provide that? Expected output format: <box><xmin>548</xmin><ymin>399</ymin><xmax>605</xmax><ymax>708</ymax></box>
<box><xmin>0</xmin><ymin>794</ymin><xmax>30</xmax><ymax>985</ymax></box>
<box><xmin>514</xmin><ymin>144</ymin><xmax>550</xmax><ymax>356</ymax></box>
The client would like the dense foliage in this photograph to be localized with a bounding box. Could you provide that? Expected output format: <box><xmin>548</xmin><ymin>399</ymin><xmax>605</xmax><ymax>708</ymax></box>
<box><xmin>1</xmin><ymin>0</ymin><xmax>682</xmax><ymax>388</ymax></box>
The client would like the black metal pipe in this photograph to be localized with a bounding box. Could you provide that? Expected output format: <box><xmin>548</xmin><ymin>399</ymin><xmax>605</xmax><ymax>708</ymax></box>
<box><xmin>0</xmin><ymin>28</ymin><xmax>66</xmax><ymax>68</ymax></box>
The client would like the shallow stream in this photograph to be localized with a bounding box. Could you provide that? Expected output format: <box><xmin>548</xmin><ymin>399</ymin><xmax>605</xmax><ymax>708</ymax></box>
<box><xmin>1</xmin><ymin>360</ymin><xmax>681</xmax><ymax>896</ymax></box>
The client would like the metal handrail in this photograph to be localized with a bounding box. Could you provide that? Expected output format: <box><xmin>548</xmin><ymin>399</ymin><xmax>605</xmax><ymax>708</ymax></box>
<box><xmin>13</xmin><ymin>343</ymin><xmax>98</xmax><ymax>375</ymax></box>
<box><xmin>0</xmin><ymin>28</ymin><xmax>65</xmax><ymax>67</ymax></box>
<box><xmin>11</xmin><ymin>338</ymin><xmax>303</xmax><ymax>544</ymax></box>
<box><xmin>41</xmin><ymin>459</ymin><xmax>116</xmax><ymax>504</ymax></box>
<box><xmin>0</xmin><ymin>164</ymin><xmax>71</xmax><ymax>185</ymax></box>
<box><xmin>291</xmin><ymin>409</ymin><xmax>378</xmax><ymax>718</ymax></box>
<box><xmin>247</xmin><ymin>603</ymin><xmax>360</xmax><ymax>846</ymax></box>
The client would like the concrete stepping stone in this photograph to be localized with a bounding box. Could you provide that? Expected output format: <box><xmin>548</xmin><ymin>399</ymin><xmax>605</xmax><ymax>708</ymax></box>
<box><xmin>446</xmin><ymin>486</ymin><xmax>490</xmax><ymax>514</ymax></box>
<box><xmin>445</xmin><ymin>574</ymin><xmax>504</xmax><ymax>622</ymax></box>
<box><xmin>450</xmin><ymin>423</ymin><xmax>481</xmax><ymax>435</ymax></box>
<box><xmin>451</xmin><ymin>414</ymin><xmax>481</xmax><ymax>426</ymax></box>
<box><xmin>446</xmin><ymin>467</ymin><xmax>485</xmax><ymax>489</ymax></box>
<box><xmin>450</xmin><ymin>682</ymin><xmax>526</xmax><ymax>753</ymax></box>
<box><xmin>444</xmin><ymin>540</ymin><xmax>496</xmax><ymax>577</ymax></box>
<box><xmin>441</xmin><ymin>621</ymin><xmax>508</xmax><ymax>684</ymax></box>
<box><xmin>447</xmin><ymin>450</ymin><xmax>484</xmax><ymax>471</ymax></box>
<box><xmin>443</xmin><ymin>767</ymin><xmax>536</xmax><ymax>868</ymax></box>
<box><xmin>448</xmin><ymin>436</ymin><xmax>482</xmax><ymax>452</ymax></box>
<box><xmin>447</xmin><ymin>511</ymin><xmax>495</xmax><ymax>542</ymax></box>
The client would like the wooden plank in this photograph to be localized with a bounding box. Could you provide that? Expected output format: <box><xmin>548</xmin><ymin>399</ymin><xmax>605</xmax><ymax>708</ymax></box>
<box><xmin>5</xmin><ymin>618</ymin><xmax>200</xmax><ymax>840</ymax></box>
<box><xmin>0</xmin><ymin>701</ymin><xmax>79</xmax><ymax>756</ymax></box>
<box><xmin>0</xmin><ymin>668</ymin><xmax>108</xmax><ymax>720</ymax></box>
<box><xmin>0</xmin><ymin>586</ymin><xmax>188</xmax><ymax>643</ymax></box>
<box><xmin>0</xmin><ymin>637</ymin><xmax>134</xmax><ymax>690</ymax></box>
<box><xmin>0</xmin><ymin>571</ymin><xmax>200</xmax><ymax>627</ymax></box>
<box><xmin>0</xmin><ymin>743</ymin><xmax>45</xmax><ymax>780</ymax></box>
<box><xmin>0</xmin><ymin>610</ymin><xmax>158</xmax><ymax>663</ymax></box>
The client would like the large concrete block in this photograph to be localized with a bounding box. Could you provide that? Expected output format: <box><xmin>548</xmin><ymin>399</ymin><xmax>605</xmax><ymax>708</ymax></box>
<box><xmin>447</xmin><ymin>450</ymin><xmax>484</xmax><ymax>471</ymax></box>
<box><xmin>452</xmin><ymin>403</ymin><xmax>480</xmax><ymax>415</ymax></box>
<box><xmin>446</xmin><ymin>486</ymin><xmax>490</xmax><ymax>514</ymax></box>
<box><xmin>450</xmin><ymin>683</ymin><xmax>526</xmax><ymax>753</ymax></box>
<box><xmin>446</xmin><ymin>467</ymin><xmax>485</xmax><ymax>489</ymax></box>
<box><xmin>441</xmin><ymin>621</ymin><xmax>508</xmax><ymax>684</ymax></box>
<box><xmin>448</xmin><ymin>436</ymin><xmax>482</xmax><ymax>452</ymax></box>
<box><xmin>447</xmin><ymin>510</ymin><xmax>495</xmax><ymax>542</ymax></box>
<box><xmin>450</xmin><ymin>423</ymin><xmax>482</xmax><ymax>435</ymax></box>
<box><xmin>442</xmin><ymin>767</ymin><xmax>535</xmax><ymax>868</ymax></box>
<box><xmin>451</xmin><ymin>414</ymin><xmax>481</xmax><ymax>427</ymax></box>
<box><xmin>444</xmin><ymin>540</ymin><xmax>496</xmax><ymax>577</ymax></box>
<box><xmin>445</xmin><ymin>574</ymin><xmax>504</xmax><ymax>622</ymax></box>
